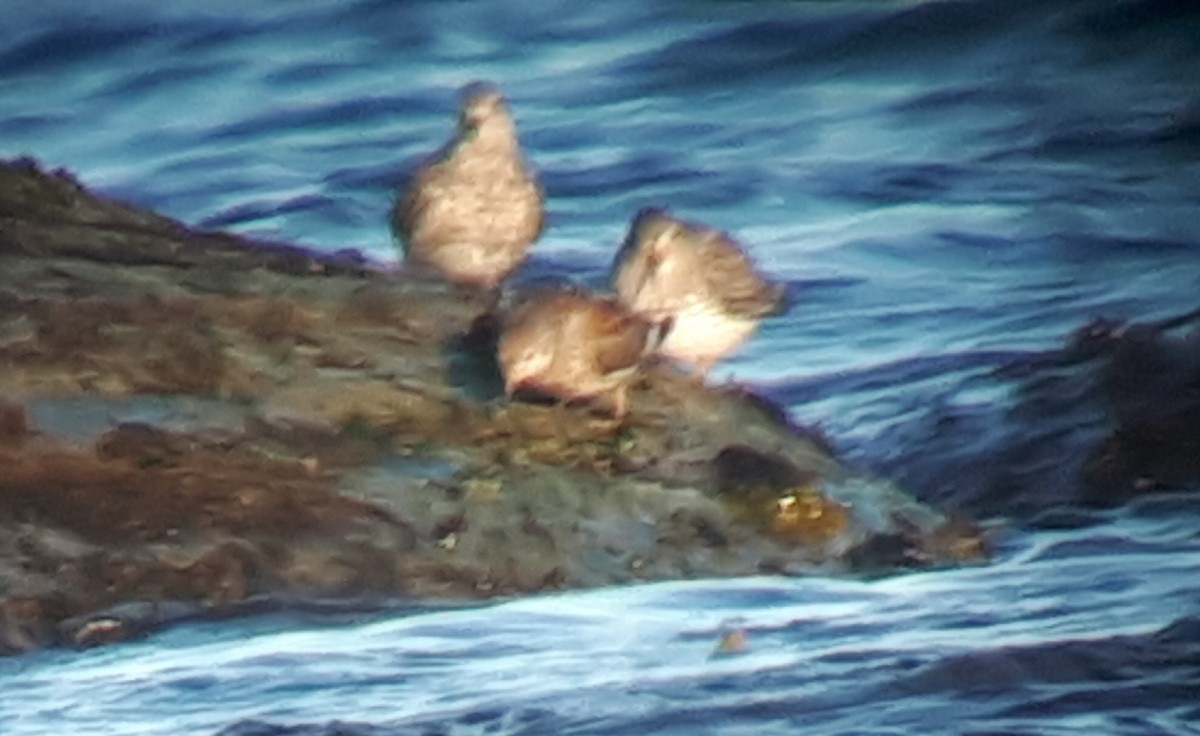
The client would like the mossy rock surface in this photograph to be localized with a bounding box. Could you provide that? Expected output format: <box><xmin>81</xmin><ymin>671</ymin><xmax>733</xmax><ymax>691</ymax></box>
<box><xmin>0</xmin><ymin>157</ymin><xmax>987</xmax><ymax>654</ymax></box>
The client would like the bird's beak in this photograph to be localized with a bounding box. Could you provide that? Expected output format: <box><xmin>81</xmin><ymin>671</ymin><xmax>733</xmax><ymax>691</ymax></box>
<box><xmin>648</xmin><ymin>225</ymin><xmax>676</xmax><ymax>263</ymax></box>
<box><xmin>649</xmin><ymin>316</ymin><xmax>674</xmax><ymax>351</ymax></box>
<box><xmin>647</xmin><ymin>223</ymin><xmax>682</xmax><ymax>271</ymax></box>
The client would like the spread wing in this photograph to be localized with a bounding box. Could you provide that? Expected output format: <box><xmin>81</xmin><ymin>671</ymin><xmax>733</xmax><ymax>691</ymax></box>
<box><xmin>693</xmin><ymin>229</ymin><xmax>786</xmax><ymax>319</ymax></box>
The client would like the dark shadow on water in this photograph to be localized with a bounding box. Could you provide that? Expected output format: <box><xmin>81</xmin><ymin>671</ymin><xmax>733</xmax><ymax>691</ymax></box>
<box><xmin>882</xmin><ymin>615</ymin><xmax>1200</xmax><ymax>716</ymax></box>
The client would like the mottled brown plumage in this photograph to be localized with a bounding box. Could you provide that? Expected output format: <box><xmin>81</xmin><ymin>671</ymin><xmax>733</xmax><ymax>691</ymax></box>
<box><xmin>497</xmin><ymin>287</ymin><xmax>660</xmax><ymax>417</ymax></box>
<box><xmin>610</xmin><ymin>207</ymin><xmax>785</xmax><ymax>375</ymax></box>
<box><xmin>391</xmin><ymin>81</ymin><xmax>545</xmax><ymax>288</ymax></box>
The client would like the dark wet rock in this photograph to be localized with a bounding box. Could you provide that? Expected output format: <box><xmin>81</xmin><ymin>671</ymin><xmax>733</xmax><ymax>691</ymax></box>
<box><xmin>0</xmin><ymin>156</ymin><xmax>982</xmax><ymax>654</ymax></box>
<box><xmin>712</xmin><ymin>445</ymin><xmax>848</xmax><ymax>551</ymax></box>
<box><xmin>96</xmin><ymin>422</ymin><xmax>195</xmax><ymax>467</ymax></box>
<box><xmin>844</xmin><ymin>513</ymin><xmax>990</xmax><ymax>574</ymax></box>
<box><xmin>714</xmin><ymin>444</ymin><xmax>821</xmax><ymax>494</ymax></box>
<box><xmin>0</xmin><ymin>155</ymin><xmax>373</xmax><ymax>276</ymax></box>
<box><xmin>853</xmin><ymin>307</ymin><xmax>1200</xmax><ymax>521</ymax></box>
<box><xmin>1070</xmin><ymin>312</ymin><xmax>1200</xmax><ymax>505</ymax></box>
<box><xmin>844</xmin><ymin>532</ymin><xmax>924</xmax><ymax>573</ymax></box>
<box><xmin>0</xmin><ymin>401</ymin><xmax>29</xmax><ymax>442</ymax></box>
<box><xmin>60</xmin><ymin>600</ymin><xmax>203</xmax><ymax>648</ymax></box>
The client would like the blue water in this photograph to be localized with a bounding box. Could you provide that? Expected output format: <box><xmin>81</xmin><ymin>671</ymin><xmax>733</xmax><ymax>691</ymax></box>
<box><xmin>3</xmin><ymin>0</ymin><xmax>1200</xmax><ymax>733</ymax></box>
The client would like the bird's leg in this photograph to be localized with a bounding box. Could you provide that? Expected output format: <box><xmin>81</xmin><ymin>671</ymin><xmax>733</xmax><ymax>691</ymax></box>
<box><xmin>687</xmin><ymin>359</ymin><xmax>714</xmax><ymax>386</ymax></box>
<box><xmin>611</xmin><ymin>385</ymin><xmax>629</xmax><ymax>423</ymax></box>
<box><xmin>551</xmin><ymin>398</ymin><xmax>573</xmax><ymax>455</ymax></box>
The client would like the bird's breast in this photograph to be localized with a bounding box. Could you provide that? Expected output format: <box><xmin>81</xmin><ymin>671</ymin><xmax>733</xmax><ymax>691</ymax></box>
<box><xmin>659</xmin><ymin>301</ymin><xmax>759</xmax><ymax>365</ymax></box>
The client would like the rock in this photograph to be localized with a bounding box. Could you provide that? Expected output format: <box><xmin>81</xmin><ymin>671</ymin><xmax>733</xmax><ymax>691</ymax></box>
<box><xmin>1074</xmin><ymin>313</ymin><xmax>1200</xmax><ymax>505</ymax></box>
<box><xmin>0</xmin><ymin>156</ymin><xmax>983</xmax><ymax>654</ymax></box>
<box><xmin>0</xmin><ymin>402</ymin><xmax>28</xmax><ymax>442</ymax></box>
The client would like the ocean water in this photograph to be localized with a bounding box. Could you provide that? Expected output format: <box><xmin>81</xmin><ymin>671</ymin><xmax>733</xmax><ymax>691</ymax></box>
<box><xmin>2</xmin><ymin>0</ymin><xmax>1199</xmax><ymax>734</ymax></box>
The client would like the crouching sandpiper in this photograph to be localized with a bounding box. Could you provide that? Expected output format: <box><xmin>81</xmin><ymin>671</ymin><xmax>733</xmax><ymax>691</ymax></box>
<box><xmin>497</xmin><ymin>286</ymin><xmax>662</xmax><ymax>418</ymax></box>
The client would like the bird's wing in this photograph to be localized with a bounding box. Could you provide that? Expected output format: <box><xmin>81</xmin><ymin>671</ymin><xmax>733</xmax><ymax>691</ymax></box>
<box><xmin>526</xmin><ymin>168</ymin><xmax>548</xmax><ymax>242</ymax></box>
<box><xmin>694</xmin><ymin>229</ymin><xmax>786</xmax><ymax>318</ymax></box>
<box><xmin>389</xmin><ymin>139</ymin><xmax>461</xmax><ymax>249</ymax></box>
<box><xmin>587</xmin><ymin>301</ymin><xmax>654</xmax><ymax>375</ymax></box>
<box><xmin>610</xmin><ymin>237</ymin><xmax>663</xmax><ymax>315</ymax></box>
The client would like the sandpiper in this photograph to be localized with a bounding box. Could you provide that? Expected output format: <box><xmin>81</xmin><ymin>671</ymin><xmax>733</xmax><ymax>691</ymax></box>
<box><xmin>390</xmin><ymin>81</ymin><xmax>545</xmax><ymax>288</ymax></box>
<box><xmin>497</xmin><ymin>286</ymin><xmax>661</xmax><ymax>418</ymax></box>
<box><xmin>610</xmin><ymin>207</ymin><xmax>785</xmax><ymax>376</ymax></box>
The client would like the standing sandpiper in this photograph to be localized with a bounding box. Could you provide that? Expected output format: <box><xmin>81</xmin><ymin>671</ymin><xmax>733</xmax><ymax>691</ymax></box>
<box><xmin>610</xmin><ymin>207</ymin><xmax>785</xmax><ymax>377</ymax></box>
<box><xmin>497</xmin><ymin>286</ymin><xmax>662</xmax><ymax>418</ymax></box>
<box><xmin>390</xmin><ymin>81</ymin><xmax>545</xmax><ymax>289</ymax></box>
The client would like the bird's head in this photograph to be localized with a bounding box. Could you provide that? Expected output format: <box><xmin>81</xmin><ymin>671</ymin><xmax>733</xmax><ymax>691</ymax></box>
<box><xmin>631</xmin><ymin>207</ymin><xmax>682</xmax><ymax>264</ymax></box>
<box><xmin>497</xmin><ymin>318</ymin><xmax>553</xmax><ymax>397</ymax></box>
<box><xmin>457</xmin><ymin>81</ymin><xmax>515</xmax><ymax>143</ymax></box>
